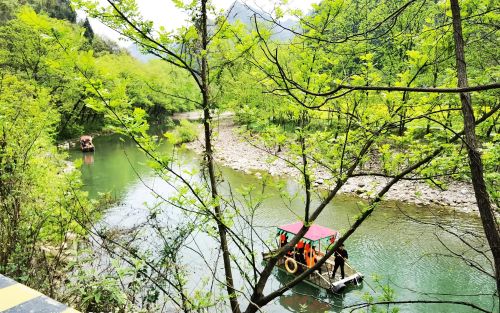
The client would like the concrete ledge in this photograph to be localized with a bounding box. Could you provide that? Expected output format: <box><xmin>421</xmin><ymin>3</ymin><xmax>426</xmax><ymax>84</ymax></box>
<box><xmin>0</xmin><ymin>275</ymin><xmax>79</xmax><ymax>313</ymax></box>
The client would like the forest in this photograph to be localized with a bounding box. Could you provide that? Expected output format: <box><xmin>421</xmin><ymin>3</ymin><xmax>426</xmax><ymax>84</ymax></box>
<box><xmin>0</xmin><ymin>0</ymin><xmax>498</xmax><ymax>312</ymax></box>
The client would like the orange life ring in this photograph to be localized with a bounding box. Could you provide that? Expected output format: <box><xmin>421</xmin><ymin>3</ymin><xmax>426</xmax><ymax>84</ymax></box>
<box><xmin>285</xmin><ymin>257</ymin><xmax>298</xmax><ymax>274</ymax></box>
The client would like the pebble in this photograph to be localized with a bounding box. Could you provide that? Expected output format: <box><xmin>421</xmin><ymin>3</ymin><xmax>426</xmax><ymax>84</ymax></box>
<box><xmin>186</xmin><ymin>119</ymin><xmax>484</xmax><ymax>215</ymax></box>
<box><xmin>58</xmin><ymin>142</ymin><xmax>70</xmax><ymax>150</ymax></box>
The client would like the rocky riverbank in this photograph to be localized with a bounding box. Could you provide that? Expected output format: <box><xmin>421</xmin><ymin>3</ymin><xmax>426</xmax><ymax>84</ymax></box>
<box><xmin>187</xmin><ymin>118</ymin><xmax>480</xmax><ymax>214</ymax></box>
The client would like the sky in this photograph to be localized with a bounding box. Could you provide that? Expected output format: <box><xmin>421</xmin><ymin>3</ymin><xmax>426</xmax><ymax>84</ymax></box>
<box><xmin>86</xmin><ymin>0</ymin><xmax>319</xmax><ymax>46</ymax></box>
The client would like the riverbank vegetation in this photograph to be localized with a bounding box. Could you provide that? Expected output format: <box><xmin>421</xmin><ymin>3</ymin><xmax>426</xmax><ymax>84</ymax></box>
<box><xmin>0</xmin><ymin>1</ymin><xmax>198</xmax><ymax>140</ymax></box>
<box><xmin>0</xmin><ymin>71</ymin><xmax>94</xmax><ymax>297</ymax></box>
<box><xmin>72</xmin><ymin>0</ymin><xmax>499</xmax><ymax>312</ymax></box>
<box><xmin>0</xmin><ymin>0</ymin><xmax>197</xmax><ymax>309</ymax></box>
<box><xmin>1</xmin><ymin>0</ymin><xmax>498</xmax><ymax>312</ymax></box>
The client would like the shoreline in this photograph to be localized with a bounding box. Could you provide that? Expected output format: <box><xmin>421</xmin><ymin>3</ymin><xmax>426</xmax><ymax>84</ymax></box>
<box><xmin>186</xmin><ymin>118</ymin><xmax>480</xmax><ymax>215</ymax></box>
<box><xmin>56</xmin><ymin>129</ymin><xmax>113</xmax><ymax>150</ymax></box>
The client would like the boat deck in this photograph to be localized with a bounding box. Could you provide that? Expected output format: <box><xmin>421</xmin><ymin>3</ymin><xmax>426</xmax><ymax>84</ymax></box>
<box><xmin>264</xmin><ymin>251</ymin><xmax>363</xmax><ymax>293</ymax></box>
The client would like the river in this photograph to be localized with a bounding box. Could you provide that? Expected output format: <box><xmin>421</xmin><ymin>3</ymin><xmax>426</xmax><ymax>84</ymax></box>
<box><xmin>69</xmin><ymin>133</ymin><xmax>497</xmax><ymax>313</ymax></box>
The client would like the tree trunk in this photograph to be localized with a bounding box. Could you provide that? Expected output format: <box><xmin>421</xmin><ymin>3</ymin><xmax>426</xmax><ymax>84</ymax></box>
<box><xmin>450</xmin><ymin>0</ymin><xmax>500</xmax><ymax>300</ymax></box>
<box><xmin>200</xmin><ymin>1</ymin><xmax>241</xmax><ymax>312</ymax></box>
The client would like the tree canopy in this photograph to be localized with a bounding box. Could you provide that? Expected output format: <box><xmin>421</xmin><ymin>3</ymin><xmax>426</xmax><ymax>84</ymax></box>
<box><xmin>0</xmin><ymin>0</ymin><xmax>498</xmax><ymax>312</ymax></box>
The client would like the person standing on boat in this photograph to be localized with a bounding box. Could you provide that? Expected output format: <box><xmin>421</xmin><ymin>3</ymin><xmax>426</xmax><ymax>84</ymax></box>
<box><xmin>296</xmin><ymin>240</ymin><xmax>305</xmax><ymax>264</ymax></box>
<box><xmin>331</xmin><ymin>244</ymin><xmax>348</xmax><ymax>279</ymax></box>
<box><xmin>280</xmin><ymin>233</ymin><xmax>287</xmax><ymax>247</ymax></box>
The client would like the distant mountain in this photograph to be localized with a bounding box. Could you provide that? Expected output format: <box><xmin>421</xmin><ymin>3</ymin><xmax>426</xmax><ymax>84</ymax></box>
<box><xmin>126</xmin><ymin>42</ymin><xmax>157</xmax><ymax>63</ymax></box>
<box><xmin>227</xmin><ymin>0</ymin><xmax>258</xmax><ymax>26</ymax></box>
<box><xmin>125</xmin><ymin>0</ymin><xmax>298</xmax><ymax>61</ymax></box>
<box><xmin>227</xmin><ymin>0</ymin><xmax>296</xmax><ymax>41</ymax></box>
<box><xmin>271</xmin><ymin>18</ymin><xmax>297</xmax><ymax>41</ymax></box>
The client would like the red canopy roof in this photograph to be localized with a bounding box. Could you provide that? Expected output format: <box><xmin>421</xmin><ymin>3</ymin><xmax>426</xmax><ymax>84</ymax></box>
<box><xmin>278</xmin><ymin>222</ymin><xmax>338</xmax><ymax>241</ymax></box>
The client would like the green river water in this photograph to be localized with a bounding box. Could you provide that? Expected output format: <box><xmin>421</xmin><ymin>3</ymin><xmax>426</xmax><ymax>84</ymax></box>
<box><xmin>69</xmin><ymin>134</ymin><xmax>497</xmax><ymax>313</ymax></box>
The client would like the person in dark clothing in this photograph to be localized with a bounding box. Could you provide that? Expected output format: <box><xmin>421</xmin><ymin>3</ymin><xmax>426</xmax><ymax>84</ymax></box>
<box><xmin>331</xmin><ymin>245</ymin><xmax>348</xmax><ymax>279</ymax></box>
<box><xmin>296</xmin><ymin>240</ymin><xmax>305</xmax><ymax>264</ymax></box>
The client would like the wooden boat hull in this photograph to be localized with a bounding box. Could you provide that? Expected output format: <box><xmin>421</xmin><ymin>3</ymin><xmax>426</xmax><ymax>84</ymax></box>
<box><xmin>81</xmin><ymin>146</ymin><xmax>94</xmax><ymax>152</ymax></box>
<box><xmin>263</xmin><ymin>251</ymin><xmax>363</xmax><ymax>293</ymax></box>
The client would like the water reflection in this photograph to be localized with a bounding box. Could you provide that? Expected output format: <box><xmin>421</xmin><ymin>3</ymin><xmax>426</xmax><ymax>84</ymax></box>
<box><xmin>280</xmin><ymin>293</ymin><xmax>333</xmax><ymax>313</ymax></box>
<box><xmin>69</xmin><ymin>134</ymin><xmax>157</xmax><ymax>199</ymax></box>
<box><xmin>83</xmin><ymin>152</ymin><xmax>94</xmax><ymax>165</ymax></box>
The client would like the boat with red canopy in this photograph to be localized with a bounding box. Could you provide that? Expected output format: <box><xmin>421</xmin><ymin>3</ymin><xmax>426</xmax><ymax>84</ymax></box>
<box><xmin>80</xmin><ymin>135</ymin><xmax>94</xmax><ymax>152</ymax></box>
<box><xmin>263</xmin><ymin>221</ymin><xmax>363</xmax><ymax>293</ymax></box>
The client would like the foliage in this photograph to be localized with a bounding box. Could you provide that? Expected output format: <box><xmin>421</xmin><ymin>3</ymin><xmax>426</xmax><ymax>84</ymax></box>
<box><xmin>68</xmin><ymin>0</ymin><xmax>499</xmax><ymax>311</ymax></box>
<box><xmin>0</xmin><ymin>5</ymin><xmax>198</xmax><ymax>140</ymax></box>
<box><xmin>0</xmin><ymin>74</ymin><xmax>95</xmax><ymax>295</ymax></box>
<box><xmin>1</xmin><ymin>0</ymin><xmax>497</xmax><ymax>312</ymax></box>
<box><xmin>361</xmin><ymin>276</ymin><xmax>400</xmax><ymax>313</ymax></box>
<box><xmin>0</xmin><ymin>3</ymin><xmax>202</xmax><ymax>307</ymax></box>
<box><xmin>66</xmin><ymin>252</ymin><xmax>139</xmax><ymax>313</ymax></box>
<box><xmin>0</xmin><ymin>0</ymin><xmax>76</xmax><ymax>24</ymax></box>
<box><xmin>164</xmin><ymin>119</ymin><xmax>199</xmax><ymax>145</ymax></box>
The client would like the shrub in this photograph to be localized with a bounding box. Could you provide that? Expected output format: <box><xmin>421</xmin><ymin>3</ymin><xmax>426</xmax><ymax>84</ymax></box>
<box><xmin>164</xmin><ymin>119</ymin><xmax>199</xmax><ymax>145</ymax></box>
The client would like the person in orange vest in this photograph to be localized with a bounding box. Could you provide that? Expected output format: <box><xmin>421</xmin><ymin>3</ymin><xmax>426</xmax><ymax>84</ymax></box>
<box><xmin>330</xmin><ymin>236</ymin><xmax>335</xmax><ymax>245</ymax></box>
<box><xmin>280</xmin><ymin>233</ymin><xmax>287</xmax><ymax>247</ymax></box>
<box><xmin>305</xmin><ymin>244</ymin><xmax>320</xmax><ymax>268</ymax></box>
<box><xmin>296</xmin><ymin>240</ymin><xmax>305</xmax><ymax>264</ymax></box>
<box><xmin>304</xmin><ymin>243</ymin><xmax>311</xmax><ymax>266</ymax></box>
<box><xmin>312</xmin><ymin>246</ymin><xmax>319</xmax><ymax>267</ymax></box>
<box><xmin>280</xmin><ymin>233</ymin><xmax>294</xmax><ymax>256</ymax></box>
